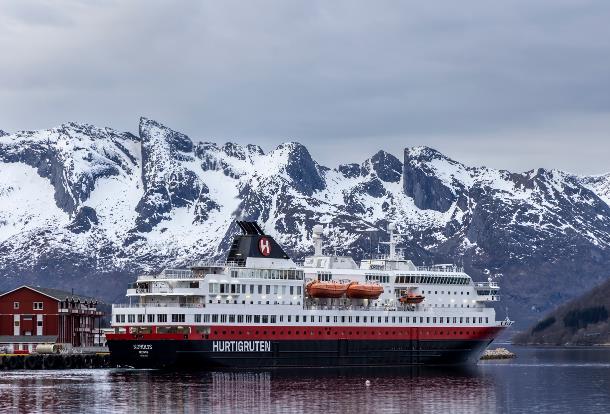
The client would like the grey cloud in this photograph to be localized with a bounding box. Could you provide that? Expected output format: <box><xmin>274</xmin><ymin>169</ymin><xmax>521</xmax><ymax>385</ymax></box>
<box><xmin>0</xmin><ymin>0</ymin><xmax>609</xmax><ymax>174</ymax></box>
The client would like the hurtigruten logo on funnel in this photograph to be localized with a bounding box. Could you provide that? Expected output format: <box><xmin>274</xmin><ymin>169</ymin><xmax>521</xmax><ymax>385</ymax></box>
<box><xmin>259</xmin><ymin>237</ymin><xmax>271</xmax><ymax>256</ymax></box>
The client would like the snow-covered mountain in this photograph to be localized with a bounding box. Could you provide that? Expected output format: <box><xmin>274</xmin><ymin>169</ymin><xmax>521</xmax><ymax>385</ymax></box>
<box><xmin>1</xmin><ymin>118</ymin><xmax>609</xmax><ymax>327</ymax></box>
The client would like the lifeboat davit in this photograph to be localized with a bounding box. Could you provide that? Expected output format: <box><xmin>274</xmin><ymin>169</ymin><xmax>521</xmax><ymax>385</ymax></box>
<box><xmin>399</xmin><ymin>293</ymin><xmax>425</xmax><ymax>304</ymax></box>
<box><xmin>346</xmin><ymin>282</ymin><xmax>384</xmax><ymax>299</ymax></box>
<box><xmin>306</xmin><ymin>280</ymin><xmax>349</xmax><ymax>298</ymax></box>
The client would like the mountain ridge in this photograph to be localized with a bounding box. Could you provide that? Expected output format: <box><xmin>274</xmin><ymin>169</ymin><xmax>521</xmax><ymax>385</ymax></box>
<box><xmin>1</xmin><ymin>117</ymin><xmax>609</xmax><ymax>325</ymax></box>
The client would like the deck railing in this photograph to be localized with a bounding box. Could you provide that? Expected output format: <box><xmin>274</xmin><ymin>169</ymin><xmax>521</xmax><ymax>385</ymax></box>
<box><xmin>113</xmin><ymin>303</ymin><xmax>205</xmax><ymax>309</ymax></box>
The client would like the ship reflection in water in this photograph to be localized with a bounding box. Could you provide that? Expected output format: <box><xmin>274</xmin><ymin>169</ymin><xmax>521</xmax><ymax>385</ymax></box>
<box><xmin>0</xmin><ymin>367</ymin><xmax>496</xmax><ymax>413</ymax></box>
<box><xmin>2</xmin><ymin>347</ymin><xmax>610</xmax><ymax>413</ymax></box>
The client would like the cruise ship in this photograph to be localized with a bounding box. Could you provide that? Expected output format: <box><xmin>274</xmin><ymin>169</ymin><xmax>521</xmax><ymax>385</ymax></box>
<box><xmin>107</xmin><ymin>221</ymin><xmax>512</xmax><ymax>368</ymax></box>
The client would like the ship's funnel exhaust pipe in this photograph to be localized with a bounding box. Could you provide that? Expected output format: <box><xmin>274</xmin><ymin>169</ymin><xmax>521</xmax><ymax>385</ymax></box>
<box><xmin>313</xmin><ymin>224</ymin><xmax>324</xmax><ymax>256</ymax></box>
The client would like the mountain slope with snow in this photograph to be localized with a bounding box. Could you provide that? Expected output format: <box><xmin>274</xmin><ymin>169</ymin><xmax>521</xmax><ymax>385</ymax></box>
<box><xmin>0</xmin><ymin>118</ymin><xmax>609</xmax><ymax>325</ymax></box>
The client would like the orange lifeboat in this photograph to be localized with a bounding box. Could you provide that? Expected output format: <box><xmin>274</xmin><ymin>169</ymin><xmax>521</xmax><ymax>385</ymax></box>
<box><xmin>346</xmin><ymin>282</ymin><xmax>384</xmax><ymax>299</ymax></box>
<box><xmin>306</xmin><ymin>280</ymin><xmax>349</xmax><ymax>298</ymax></box>
<box><xmin>399</xmin><ymin>293</ymin><xmax>425</xmax><ymax>304</ymax></box>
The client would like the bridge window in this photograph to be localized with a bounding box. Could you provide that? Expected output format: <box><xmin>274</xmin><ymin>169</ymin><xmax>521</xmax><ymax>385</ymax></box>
<box><xmin>128</xmin><ymin>314</ymin><xmax>135</xmax><ymax>323</ymax></box>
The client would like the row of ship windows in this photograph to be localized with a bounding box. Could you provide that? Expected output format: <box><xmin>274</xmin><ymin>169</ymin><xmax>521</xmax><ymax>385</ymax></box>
<box><xmin>115</xmin><ymin>313</ymin><xmax>489</xmax><ymax>325</ymax></box>
<box><xmin>395</xmin><ymin>276</ymin><xmax>470</xmax><ymax>285</ymax></box>
<box><xmin>209</xmin><ymin>283</ymin><xmax>303</xmax><ymax>296</ymax></box>
<box><xmin>230</xmin><ymin>269</ymin><xmax>304</xmax><ymax>280</ymax></box>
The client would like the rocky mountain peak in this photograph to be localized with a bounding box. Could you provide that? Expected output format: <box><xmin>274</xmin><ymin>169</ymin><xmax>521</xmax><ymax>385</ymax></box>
<box><xmin>268</xmin><ymin>142</ymin><xmax>325</xmax><ymax>195</ymax></box>
<box><xmin>366</xmin><ymin>150</ymin><xmax>402</xmax><ymax>183</ymax></box>
<box><xmin>404</xmin><ymin>146</ymin><xmax>452</xmax><ymax>163</ymax></box>
<box><xmin>580</xmin><ymin>173</ymin><xmax>610</xmax><ymax>206</ymax></box>
<box><xmin>403</xmin><ymin>146</ymin><xmax>458</xmax><ymax>212</ymax></box>
<box><xmin>139</xmin><ymin>117</ymin><xmax>193</xmax><ymax>155</ymax></box>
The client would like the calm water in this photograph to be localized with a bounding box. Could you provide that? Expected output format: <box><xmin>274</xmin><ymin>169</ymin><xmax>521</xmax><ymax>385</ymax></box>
<box><xmin>1</xmin><ymin>345</ymin><xmax>609</xmax><ymax>413</ymax></box>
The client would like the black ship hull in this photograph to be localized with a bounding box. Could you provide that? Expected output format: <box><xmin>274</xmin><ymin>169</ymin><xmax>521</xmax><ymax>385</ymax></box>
<box><xmin>108</xmin><ymin>338</ymin><xmax>494</xmax><ymax>369</ymax></box>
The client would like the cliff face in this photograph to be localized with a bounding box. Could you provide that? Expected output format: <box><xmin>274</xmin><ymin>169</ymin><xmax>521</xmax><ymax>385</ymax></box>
<box><xmin>1</xmin><ymin>118</ymin><xmax>610</xmax><ymax>327</ymax></box>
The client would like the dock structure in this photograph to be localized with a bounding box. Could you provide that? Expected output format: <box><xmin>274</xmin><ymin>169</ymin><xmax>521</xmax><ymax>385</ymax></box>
<box><xmin>0</xmin><ymin>352</ymin><xmax>113</xmax><ymax>370</ymax></box>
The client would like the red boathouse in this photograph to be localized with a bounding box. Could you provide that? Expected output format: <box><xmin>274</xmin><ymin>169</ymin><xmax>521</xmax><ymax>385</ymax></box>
<box><xmin>0</xmin><ymin>285</ymin><xmax>104</xmax><ymax>353</ymax></box>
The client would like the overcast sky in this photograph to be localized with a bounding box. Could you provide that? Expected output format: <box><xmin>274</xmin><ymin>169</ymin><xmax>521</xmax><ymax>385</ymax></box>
<box><xmin>1</xmin><ymin>1</ymin><xmax>609</xmax><ymax>174</ymax></box>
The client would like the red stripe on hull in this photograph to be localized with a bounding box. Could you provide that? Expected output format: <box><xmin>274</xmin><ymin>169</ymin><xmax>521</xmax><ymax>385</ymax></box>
<box><xmin>107</xmin><ymin>325</ymin><xmax>505</xmax><ymax>342</ymax></box>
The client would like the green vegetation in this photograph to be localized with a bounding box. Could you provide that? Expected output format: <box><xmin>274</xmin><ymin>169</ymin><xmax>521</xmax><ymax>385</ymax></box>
<box><xmin>532</xmin><ymin>316</ymin><xmax>556</xmax><ymax>333</ymax></box>
<box><xmin>563</xmin><ymin>306</ymin><xmax>608</xmax><ymax>330</ymax></box>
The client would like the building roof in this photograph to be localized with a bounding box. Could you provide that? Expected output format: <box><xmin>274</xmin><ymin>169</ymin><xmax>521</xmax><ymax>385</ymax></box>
<box><xmin>0</xmin><ymin>285</ymin><xmax>98</xmax><ymax>303</ymax></box>
<box><xmin>0</xmin><ymin>335</ymin><xmax>57</xmax><ymax>344</ymax></box>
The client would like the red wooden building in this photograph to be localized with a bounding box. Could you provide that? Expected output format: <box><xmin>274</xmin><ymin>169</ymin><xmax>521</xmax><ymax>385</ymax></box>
<box><xmin>0</xmin><ymin>285</ymin><xmax>103</xmax><ymax>353</ymax></box>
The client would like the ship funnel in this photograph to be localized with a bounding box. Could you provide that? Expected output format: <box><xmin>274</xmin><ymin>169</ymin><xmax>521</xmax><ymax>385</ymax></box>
<box><xmin>312</xmin><ymin>224</ymin><xmax>324</xmax><ymax>256</ymax></box>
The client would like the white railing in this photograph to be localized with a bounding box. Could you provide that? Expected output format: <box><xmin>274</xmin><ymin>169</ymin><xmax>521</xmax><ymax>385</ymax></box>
<box><xmin>475</xmin><ymin>282</ymin><xmax>499</xmax><ymax>289</ymax></box>
<box><xmin>139</xmin><ymin>273</ymin><xmax>199</xmax><ymax>281</ymax></box>
<box><xmin>113</xmin><ymin>303</ymin><xmax>206</xmax><ymax>309</ymax></box>
<box><xmin>416</xmin><ymin>265</ymin><xmax>464</xmax><ymax>273</ymax></box>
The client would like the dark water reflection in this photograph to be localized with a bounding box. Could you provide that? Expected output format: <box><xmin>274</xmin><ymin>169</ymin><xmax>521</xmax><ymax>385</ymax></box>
<box><xmin>1</xmin><ymin>346</ymin><xmax>610</xmax><ymax>413</ymax></box>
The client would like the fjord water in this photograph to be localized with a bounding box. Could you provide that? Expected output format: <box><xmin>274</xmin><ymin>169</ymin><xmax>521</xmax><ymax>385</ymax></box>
<box><xmin>1</xmin><ymin>346</ymin><xmax>609</xmax><ymax>413</ymax></box>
